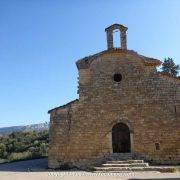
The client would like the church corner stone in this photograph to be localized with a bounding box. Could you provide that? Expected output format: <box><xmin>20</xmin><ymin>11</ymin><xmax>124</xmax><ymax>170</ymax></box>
<box><xmin>48</xmin><ymin>24</ymin><xmax>180</xmax><ymax>168</ymax></box>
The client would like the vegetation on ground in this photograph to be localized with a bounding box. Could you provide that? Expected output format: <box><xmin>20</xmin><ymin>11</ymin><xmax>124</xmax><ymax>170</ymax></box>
<box><xmin>0</xmin><ymin>130</ymin><xmax>48</xmax><ymax>163</ymax></box>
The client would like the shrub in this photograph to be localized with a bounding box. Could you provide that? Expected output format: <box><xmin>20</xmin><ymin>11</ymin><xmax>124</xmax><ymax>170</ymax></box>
<box><xmin>0</xmin><ymin>130</ymin><xmax>49</xmax><ymax>162</ymax></box>
<box><xmin>8</xmin><ymin>152</ymin><xmax>32</xmax><ymax>162</ymax></box>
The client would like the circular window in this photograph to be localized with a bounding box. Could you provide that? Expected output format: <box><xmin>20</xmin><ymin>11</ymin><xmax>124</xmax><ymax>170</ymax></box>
<box><xmin>113</xmin><ymin>73</ymin><xmax>122</xmax><ymax>82</ymax></box>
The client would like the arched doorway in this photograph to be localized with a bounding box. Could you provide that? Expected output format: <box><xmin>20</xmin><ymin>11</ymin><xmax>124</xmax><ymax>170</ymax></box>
<box><xmin>112</xmin><ymin>123</ymin><xmax>131</xmax><ymax>153</ymax></box>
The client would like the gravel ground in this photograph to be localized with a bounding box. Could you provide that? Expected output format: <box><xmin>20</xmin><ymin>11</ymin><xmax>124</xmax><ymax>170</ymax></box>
<box><xmin>0</xmin><ymin>158</ymin><xmax>179</xmax><ymax>180</ymax></box>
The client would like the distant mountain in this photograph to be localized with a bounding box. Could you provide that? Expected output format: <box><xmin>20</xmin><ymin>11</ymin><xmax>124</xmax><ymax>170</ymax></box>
<box><xmin>0</xmin><ymin>122</ymin><xmax>49</xmax><ymax>135</ymax></box>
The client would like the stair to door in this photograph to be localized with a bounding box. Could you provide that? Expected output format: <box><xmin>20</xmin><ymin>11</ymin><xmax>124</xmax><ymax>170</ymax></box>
<box><xmin>95</xmin><ymin>159</ymin><xmax>149</xmax><ymax>172</ymax></box>
<box><xmin>94</xmin><ymin>153</ymin><xmax>176</xmax><ymax>172</ymax></box>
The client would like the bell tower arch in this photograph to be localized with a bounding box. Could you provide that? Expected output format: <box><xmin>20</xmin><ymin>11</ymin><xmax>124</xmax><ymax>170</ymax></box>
<box><xmin>105</xmin><ymin>24</ymin><xmax>128</xmax><ymax>50</ymax></box>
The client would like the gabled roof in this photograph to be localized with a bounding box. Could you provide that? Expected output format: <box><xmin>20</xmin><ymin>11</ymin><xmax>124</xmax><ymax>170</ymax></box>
<box><xmin>76</xmin><ymin>49</ymin><xmax>162</xmax><ymax>69</ymax></box>
<box><xmin>48</xmin><ymin>99</ymin><xmax>79</xmax><ymax>114</ymax></box>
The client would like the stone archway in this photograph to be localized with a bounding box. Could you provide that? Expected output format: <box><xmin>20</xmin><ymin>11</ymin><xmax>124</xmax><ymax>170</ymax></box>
<box><xmin>112</xmin><ymin>123</ymin><xmax>131</xmax><ymax>153</ymax></box>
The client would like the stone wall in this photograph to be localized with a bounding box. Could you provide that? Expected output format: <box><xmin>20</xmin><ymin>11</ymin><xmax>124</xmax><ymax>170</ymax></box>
<box><xmin>48</xmin><ymin>50</ymin><xmax>180</xmax><ymax>168</ymax></box>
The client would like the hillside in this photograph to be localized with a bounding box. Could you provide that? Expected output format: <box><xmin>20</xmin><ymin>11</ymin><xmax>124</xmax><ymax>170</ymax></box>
<box><xmin>0</xmin><ymin>130</ymin><xmax>49</xmax><ymax>163</ymax></box>
<box><xmin>0</xmin><ymin>122</ymin><xmax>49</xmax><ymax>135</ymax></box>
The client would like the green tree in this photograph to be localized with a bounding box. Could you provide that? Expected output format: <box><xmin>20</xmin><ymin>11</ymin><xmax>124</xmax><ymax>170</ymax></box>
<box><xmin>0</xmin><ymin>143</ymin><xmax>7</xmax><ymax>158</ymax></box>
<box><xmin>39</xmin><ymin>142</ymin><xmax>47</xmax><ymax>156</ymax></box>
<box><xmin>0</xmin><ymin>129</ymin><xmax>49</xmax><ymax>161</ymax></box>
<box><xmin>161</xmin><ymin>58</ymin><xmax>180</xmax><ymax>77</ymax></box>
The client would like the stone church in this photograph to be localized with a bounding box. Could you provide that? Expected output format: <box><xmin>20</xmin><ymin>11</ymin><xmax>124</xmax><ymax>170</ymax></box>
<box><xmin>48</xmin><ymin>24</ymin><xmax>180</xmax><ymax>168</ymax></box>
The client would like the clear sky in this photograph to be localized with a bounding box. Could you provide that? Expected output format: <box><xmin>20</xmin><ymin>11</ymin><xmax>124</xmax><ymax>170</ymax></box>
<box><xmin>0</xmin><ymin>0</ymin><xmax>180</xmax><ymax>127</ymax></box>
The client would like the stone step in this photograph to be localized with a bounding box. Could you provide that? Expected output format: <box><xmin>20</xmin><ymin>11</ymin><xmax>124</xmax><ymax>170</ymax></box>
<box><xmin>106</xmin><ymin>157</ymin><xmax>133</xmax><ymax>160</ymax></box>
<box><xmin>95</xmin><ymin>167</ymin><xmax>130</xmax><ymax>171</ymax></box>
<box><xmin>106</xmin><ymin>160</ymin><xmax>144</xmax><ymax>164</ymax></box>
<box><xmin>95</xmin><ymin>166</ymin><xmax>176</xmax><ymax>173</ymax></box>
<box><xmin>108</xmin><ymin>153</ymin><xmax>132</xmax><ymax>157</ymax></box>
<box><xmin>105</xmin><ymin>153</ymin><xmax>134</xmax><ymax>160</ymax></box>
<box><xmin>102</xmin><ymin>162</ymin><xmax>149</xmax><ymax>167</ymax></box>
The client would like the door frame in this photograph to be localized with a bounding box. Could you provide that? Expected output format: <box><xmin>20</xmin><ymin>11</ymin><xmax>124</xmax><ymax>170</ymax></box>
<box><xmin>109</xmin><ymin>119</ymin><xmax>134</xmax><ymax>153</ymax></box>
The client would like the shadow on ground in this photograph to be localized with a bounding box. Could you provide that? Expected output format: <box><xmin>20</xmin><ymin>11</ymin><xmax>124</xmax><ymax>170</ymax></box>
<box><xmin>0</xmin><ymin>158</ymin><xmax>48</xmax><ymax>172</ymax></box>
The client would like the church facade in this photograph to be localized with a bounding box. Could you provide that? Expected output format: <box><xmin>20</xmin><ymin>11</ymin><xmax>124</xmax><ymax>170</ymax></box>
<box><xmin>48</xmin><ymin>24</ymin><xmax>180</xmax><ymax>168</ymax></box>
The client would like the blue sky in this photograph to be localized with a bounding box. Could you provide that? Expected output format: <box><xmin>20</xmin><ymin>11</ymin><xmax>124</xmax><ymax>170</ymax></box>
<box><xmin>0</xmin><ymin>0</ymin><xmax>180</xmax><ymax>127</ymax></box>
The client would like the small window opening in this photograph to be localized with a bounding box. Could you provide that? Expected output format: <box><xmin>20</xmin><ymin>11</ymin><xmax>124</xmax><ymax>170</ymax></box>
<box><xmin>155</xmin><ymin>143</ymin><xmax>160</xmax><ymax>150</ymax></box>
<box><xmin>113</xmin><ymin>73</ymin><xmax>122</xmax><ymax>82</ymax></box>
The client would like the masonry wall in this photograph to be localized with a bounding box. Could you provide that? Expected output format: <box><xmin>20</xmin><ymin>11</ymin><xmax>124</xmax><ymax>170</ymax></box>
<box><xmin>48</xmin><ymin>51</ymin><xmax>180</xmax><ymax>168</ymax></box>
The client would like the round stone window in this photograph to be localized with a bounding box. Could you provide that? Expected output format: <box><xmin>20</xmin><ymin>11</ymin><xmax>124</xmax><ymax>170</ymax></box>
<box><xmin>113</xmin><ymin>73</ymin><xmax>122</xmax><ymax>82</ymax></box>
